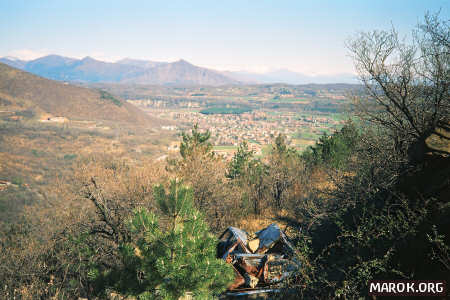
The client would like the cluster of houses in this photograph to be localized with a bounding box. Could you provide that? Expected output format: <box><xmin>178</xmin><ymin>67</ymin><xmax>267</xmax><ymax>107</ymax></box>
<box><xmin>169</xmin><ymin>110</ymin><xmax>342</xmax><ymax>148</ymax></box>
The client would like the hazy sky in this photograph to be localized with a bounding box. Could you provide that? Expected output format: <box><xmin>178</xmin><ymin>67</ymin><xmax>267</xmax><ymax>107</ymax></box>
<box><xmin>1</xmin><ymin>0</ymin><xmax>448</xmax><ymax>75</ymax></box>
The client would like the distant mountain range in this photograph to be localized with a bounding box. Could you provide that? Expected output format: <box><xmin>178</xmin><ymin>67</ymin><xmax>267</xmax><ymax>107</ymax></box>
<box><xmin>223</xmin><ymin>69</ymin><xmax>358</xmax><ymax>85</ymax></box>
<box><xmin>0</xmin><ymin>62</ymin><xmax>163</xmax><ymax>125</ymax></box>
<box><xmin>0</xmin><ymin>55</ymin><xmax>358</xmax><ymax>85</ymax></box>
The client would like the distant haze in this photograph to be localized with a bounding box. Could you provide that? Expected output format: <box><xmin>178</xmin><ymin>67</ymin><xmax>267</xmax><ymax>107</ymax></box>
<box><xmin>0</xmin><ymin>55</ymin><xmax>358</xmax><ymax>85</ymax></box>
<box><xmin>1</xmin><ymin>1</ymin><xmax>448</xmax><ymax>77</ymax></box>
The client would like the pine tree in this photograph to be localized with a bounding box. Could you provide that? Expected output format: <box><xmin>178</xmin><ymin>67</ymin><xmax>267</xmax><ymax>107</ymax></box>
<box><xmin>180</xmin><ymin>124</ymin><xmax>212</xmax><ymax>159</ymax></box>
<box><xmin>107</xmin><ymin>180</ymin><xmax>235</xmax><ymax>299</ymax></box>
<box><xmin>225</xmin><ymin>141</ymin><xmax>254</xmax><ymax>180</ymax></box>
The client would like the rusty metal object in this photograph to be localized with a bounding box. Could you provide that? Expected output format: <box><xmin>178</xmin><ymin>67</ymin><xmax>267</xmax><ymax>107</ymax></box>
<box><xmin>218</xmin><ymin>223</ymin><xmax>300</xmax><ymax>295</ymax></box>
<box><xmin>0</xmin><ymin>180</ymin><xmax>12</xmax><ymax>191</ymax></box>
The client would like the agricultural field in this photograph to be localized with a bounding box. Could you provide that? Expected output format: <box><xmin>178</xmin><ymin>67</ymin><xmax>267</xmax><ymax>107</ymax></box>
<box><xmin>96</xmin><ymin>83</ymin><xmax>357</xmax><ymax>156</ymax></box>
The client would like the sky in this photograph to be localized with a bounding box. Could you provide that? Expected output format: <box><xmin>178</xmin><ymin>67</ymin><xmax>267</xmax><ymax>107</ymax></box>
<box><xmin>0</xmin><ymin>0</ymin><xmax>448</xmax><ymax>75</ymax></box>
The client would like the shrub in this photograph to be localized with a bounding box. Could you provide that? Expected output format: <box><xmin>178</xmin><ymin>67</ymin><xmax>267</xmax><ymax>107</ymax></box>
<box><xmin>99</xmin><ymin>90</ymin><xmax>122</xmax><ymax>107</ymax></box>
<box><xmin>302</xmin><ymin>121</ymin><xmax>359</xmax><ymax>169</ymax></box>
<box><xmin>63</xmin><ymin>153</ymin><xmax>77</xmax><ymax>160</ymax></box>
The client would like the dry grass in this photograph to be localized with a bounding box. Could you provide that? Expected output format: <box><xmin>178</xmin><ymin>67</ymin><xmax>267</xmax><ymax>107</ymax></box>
<box><xmin>0</xmin><ymin>62</ymin><xmax>166</xmax><ymax>125</ymax></box>
<box><xmin>428</xmin><ymin>130</ymin><xmax>450</xmax><ymax>154</ymax></box>
<box><xmin>0</xmin><ymin>117</ymin><xmax>178</xmax><ymax>226</ymax></box>
<box><xmin>309</xmin><ymin>168</ymin><xmax>338</xmax><ymax>191</ymax></box>
<box><xmin>236</xmin><ymin>209</ymin><xmax>292</xmax><ymax>234</ymax></box>
<box><xmin>237</xmin><ymin>215</ymin><xmax>275</xmax><ymax>234</ymax></box>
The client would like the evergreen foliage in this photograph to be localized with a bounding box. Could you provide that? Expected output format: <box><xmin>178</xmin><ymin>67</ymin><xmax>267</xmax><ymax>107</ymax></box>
<box><xmin>245</xmin><ymin>158</ymin><xmax>270</xmax><ymax>215</ymax></box>
<box><xmin>175</xmin><ymin>124</ymin><xmax>233</xmax><ymax>228</ymax></box>
<box><xmin>227</xmin><ymin>135</ymin><xmax>302</xmax><ymax>214</ymax></box>
<box><xmin>226</xmin><ymin>141</ymin><xmax>270</xmax><ymax>215</ymax></box>
<box><xmin>268</xmin><ymin>134</ymin><xmax>300</xmax><ymax>209</ymax></box>
<box><xmin>99</xmin><ymin>180</ymin><xmax>234</xmax><ymax>299</ymax></box>
<box><xmin>99</xmin><ymin>89</ymin><xmax>122</xmax><ymax>107</ymax></box>
<box><xmin>225</xmin><ymin>141</ymin><xmax>254</xmax><ymax>180</ymax></box>
<box><xmin>302</xmin><ymin>121</ymin><xmax>359</xmax><ymax>169</ymax></box>
<box><xmin>180</xmin><ymin>124</ymin><xmax>212</xmax><ymax>159</ymax></box>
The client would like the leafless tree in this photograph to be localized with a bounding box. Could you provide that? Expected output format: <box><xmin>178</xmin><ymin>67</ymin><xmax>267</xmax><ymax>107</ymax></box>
<box><xmin>347</xmin><ymin>12</ymin><xmax>449</xmax><ymax>164</ymax></box>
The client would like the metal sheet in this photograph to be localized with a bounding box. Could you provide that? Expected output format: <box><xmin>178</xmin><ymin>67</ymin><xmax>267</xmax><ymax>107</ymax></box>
<box><xmin>225</xmin><ymin>289</ymin><xmax>280</xmax><ymax>296</ymax></box>
<box><xmin>255</xmin><ymin>223</ymin><xmax>282</xmax><ymax>250</ymax></box>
